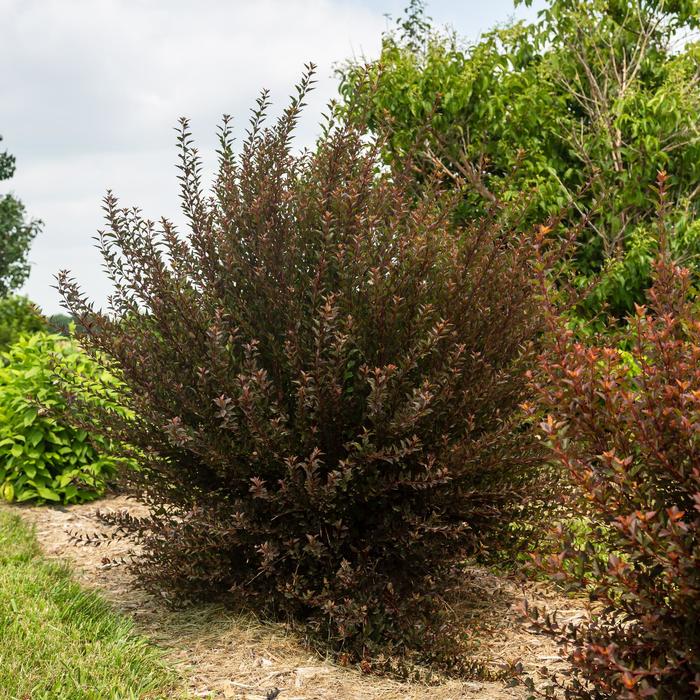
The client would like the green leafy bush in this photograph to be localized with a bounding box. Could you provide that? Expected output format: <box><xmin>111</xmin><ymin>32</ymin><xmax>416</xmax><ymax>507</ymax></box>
<box><xmin>524</xmin><ymin>209</ymin><xmax>700</xmax><ymax>697</ymax></box>
<box><xmin>58</xmin><ymin>72</ymin><xmax>553</xmax><ymax>666</ymax></box>
<box><xmin>0</xmin><ymin>332</ymin><xmax>131</xmax><ymax>504</ymax></box>
<box><xmin>0</xmin><ymin>295</ymin><xmax>46</xmax><ymax>351</ymax></box>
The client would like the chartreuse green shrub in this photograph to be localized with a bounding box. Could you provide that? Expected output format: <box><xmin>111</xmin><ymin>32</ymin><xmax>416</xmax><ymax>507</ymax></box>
<box><xmin>0</xmin><ymin>294</ymin><xmax>46</xmax><ymax>351</ymax></box>
<box><xmin>57</xmin><ymin>72</ymin><xmax>554</xmax><ymax>671</ymax></box>
<box><xmin>0</xmin><ymin>509</ymin><xmax>184</xmax><ymax>699</ymax></box>
<box><xmin>0</xmin><ymin>332</ymin><xmax>133</xmax><ymax>504</ymax></box>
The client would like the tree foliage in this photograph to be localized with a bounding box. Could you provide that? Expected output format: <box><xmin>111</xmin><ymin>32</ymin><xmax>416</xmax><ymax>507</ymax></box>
<box><xmin>0</xmin><ymin>135</ymin><xmax>41</xmax><ymax>296</ymax></box>
<box><xmin>0</xmin><ymin>295</ymin><xmax>46</xmax><ymax>351</ymax></box>
<box><xmin>339</xmin><ymin>0</ymin><xmax>700</xmax><ymax>321</ymax></box>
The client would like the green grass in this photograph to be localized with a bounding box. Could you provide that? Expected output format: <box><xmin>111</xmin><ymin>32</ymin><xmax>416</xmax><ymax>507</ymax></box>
<box><xmin>0</xmin><ymin>509</ymin><xmax>186</xmax><ymax>700</ymax></box>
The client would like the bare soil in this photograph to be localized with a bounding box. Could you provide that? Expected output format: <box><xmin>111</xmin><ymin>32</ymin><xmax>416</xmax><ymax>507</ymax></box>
<box><xmin>12</xmin><ymin>496</ymin><xmax>585</xmax><ymax>700</ymax></box>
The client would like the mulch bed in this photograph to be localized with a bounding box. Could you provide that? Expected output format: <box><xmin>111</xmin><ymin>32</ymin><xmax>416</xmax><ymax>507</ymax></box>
<box><xmin>11</xmin><ymin>495</ymin><xmax>584</xmax><ymax>699</ymax></box>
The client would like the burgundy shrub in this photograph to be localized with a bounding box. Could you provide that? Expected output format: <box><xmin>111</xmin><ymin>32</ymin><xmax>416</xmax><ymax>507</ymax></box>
<box><xmin>525</xmin><ymin>186</ymin><xmax>700</xmax><ymax>697</ymax></box>
<box><xmin>59</xmin><ymin>70</ymin><xmax>549</xmax><ymax>664</ymax></box>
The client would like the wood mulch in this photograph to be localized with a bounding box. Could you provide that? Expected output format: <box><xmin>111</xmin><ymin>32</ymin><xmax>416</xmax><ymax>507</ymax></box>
<box><xmin>11</xmin><ymin>495</ymin><xmax>585</xmax><ymax>699</ymax></box>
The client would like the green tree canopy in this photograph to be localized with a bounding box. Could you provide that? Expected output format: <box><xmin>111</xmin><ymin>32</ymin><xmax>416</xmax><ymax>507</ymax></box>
<box><xmin>340</xmin><ymin>0</ymin><xmax>700</xmax><ymax>321</ymax></box>
<box><xmin>0</xmin><ymin>295</ymin><xmax>46</xmax><ymax>352</ymax></box>
<box><xmin>0</xmin><ymin>136</ymin><xmax>41</xmax><ymax>296</ymax></box>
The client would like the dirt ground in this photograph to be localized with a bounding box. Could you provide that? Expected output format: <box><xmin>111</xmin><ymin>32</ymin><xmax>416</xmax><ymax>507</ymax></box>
<box><xmin>12</xmin><ymin>496</ymin><xmax>585</xmax><ymax>700</ymax></box>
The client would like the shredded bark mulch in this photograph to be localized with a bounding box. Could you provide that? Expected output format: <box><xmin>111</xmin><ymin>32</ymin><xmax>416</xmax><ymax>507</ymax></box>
<box><xmin>11</xmin><ymin>496</ymin><xmax>584</xmax><ymax>699</ymax></box>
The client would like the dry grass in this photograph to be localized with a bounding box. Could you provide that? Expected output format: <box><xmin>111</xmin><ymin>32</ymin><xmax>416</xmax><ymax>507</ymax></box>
<box><xmin>14</xmin><ymin>495</ymin><xmax>584</xmax><ymax>700</ymax></box>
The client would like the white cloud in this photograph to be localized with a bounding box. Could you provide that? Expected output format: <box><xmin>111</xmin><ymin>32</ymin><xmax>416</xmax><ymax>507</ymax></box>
<box><xmin>2</xmin><ymin>0</ymin><xmax>385</xmax><ymax>312</ymax></box>
<box><xmin>1</xmin><ymin>0</ymin><xmax>543</xmax><ymax>312</ymax></box>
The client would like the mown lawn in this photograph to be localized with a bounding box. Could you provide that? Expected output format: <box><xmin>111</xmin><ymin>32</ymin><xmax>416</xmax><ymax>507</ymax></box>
<box><xmin>0</xmin><ymin>508</ymin><xmax>186</xmax><ymax>700</ymax></box>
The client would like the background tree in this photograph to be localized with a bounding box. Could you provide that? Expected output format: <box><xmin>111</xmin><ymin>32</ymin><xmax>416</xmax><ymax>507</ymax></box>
<box><xmin>339</xmin><ymin>0</ymin><xmax>700</xmax><ymax>322</ymax></box>
<box><xmin>0</xmin><ymin>135</ymin><xmax>41</xmax><ymax>296</ymax></box>
<box><xmin>47</xmin><ymin>312</ymin><xmax>85</xmax><ymax>337</ymax></box>
<box><xmin>0</xmin><ymin>295</ymin><xmax>45</xmax><ymax>352</ymax></box>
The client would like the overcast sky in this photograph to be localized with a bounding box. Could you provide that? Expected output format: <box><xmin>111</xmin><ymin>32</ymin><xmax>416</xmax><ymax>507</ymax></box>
<box><xmin>2</xmin><ymin>0</ymin><xmax>544</xmax><ymax>313</ymax></box>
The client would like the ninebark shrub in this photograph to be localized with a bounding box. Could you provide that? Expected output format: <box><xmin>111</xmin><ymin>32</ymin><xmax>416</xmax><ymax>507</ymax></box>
<box><xmin>525</xmin><ymin>209</ymin><xmax>700</xmax><ymax>696</ymax></box>
<box><xmin>58</xmin><ymin>72</ymin><xmax>549</xmax><ymax>663</ymax></box>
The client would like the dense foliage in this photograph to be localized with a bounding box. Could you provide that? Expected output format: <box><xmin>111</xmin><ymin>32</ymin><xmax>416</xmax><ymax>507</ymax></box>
<box><xmin>340</xmin><ymin>0</ymin><xmax>700</xmax><ymax>322</ymax></box>
<box><xmin>524</xmin><ymin>191</ymin><xmax>700</xmax><ymax>698</ymax></box>
<box><xmin>0</xmin><ymin>135</ymin><xmax>42</xmax><ymax>295</ymax></box>
<box><xmin>0</xmin><ymin>332</ymin><xmax>129</xmax><ymax>504</ymax></box>
<box><xmin>0</xmin><ymin>295</ymin><xmax>46</xmax><ymax>351</ymax></box>
<box><xmin>58</xmin><ymin>72</ymin><xmax>552</xmax><ymax>663</ymax></box>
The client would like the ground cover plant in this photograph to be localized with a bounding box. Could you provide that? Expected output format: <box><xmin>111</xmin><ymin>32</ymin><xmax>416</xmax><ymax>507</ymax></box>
<box><xmin>0</xmin><ymin>508</ymin><xmax>183</xmax><ymax>700</ymax></box>
<box><xmin>0</xmin><ymin>332</ymin><xmax>132</xmax><ymax>504</ymax></box>
<box><xmin>57</xmin><ymin>69</ymin><xmax>556</xmax><ymax>668</ymax></box>
<box><xmin>523</xmin><ymin>185</ymin><xmax>700</xmax><ymax>698</ymax></box>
